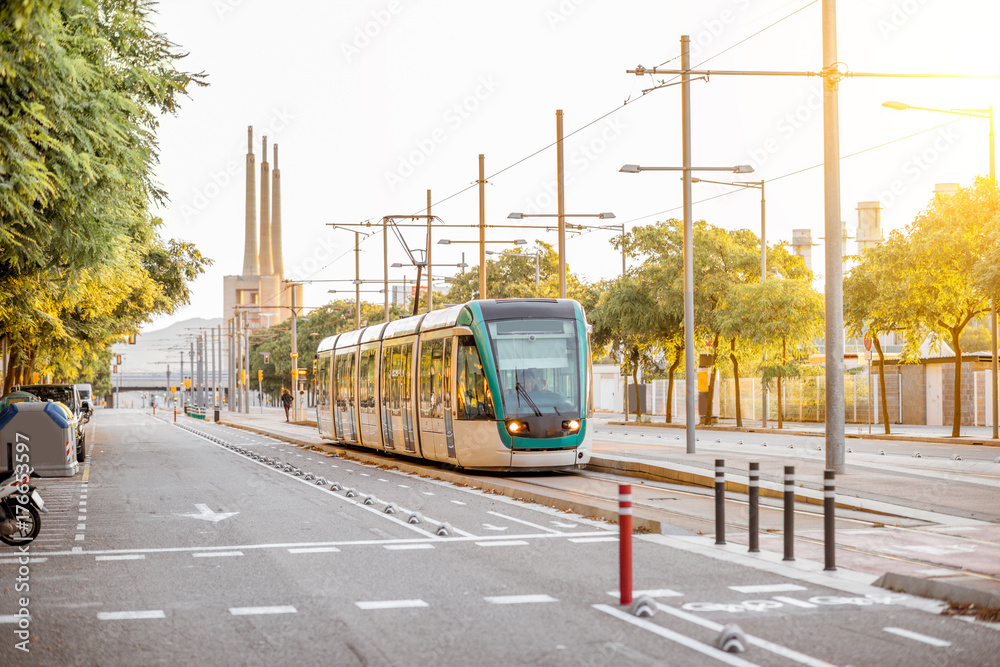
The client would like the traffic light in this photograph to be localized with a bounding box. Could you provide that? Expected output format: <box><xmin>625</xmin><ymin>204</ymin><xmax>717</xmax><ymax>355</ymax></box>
<box><xmin>116</xmin><ymin>354</ymin><xmax>122</xmax><ymax>364</ymax></box>
<box><xmin>312</xmin><ymin>359</ymin><xmax>318</xmax><ymax>374</ymax></box>
<box><xmin>257</xmin><ymin>370</ymin><xmax>263</xmax><ymax>382</ymax></box>
<box><xmin>263</xmin><ymin>353</ymin><xmax>270</xmax><ymax>364</ymax></box>
<box><xmin>128</xmin><ymin>333</ymin><xmax>136</xmax><ymax>344</ymax></box>
<box><xmin>112</xmin><ymin>366</ymin><xmax>117</xmax><ymax>374</ymax></box>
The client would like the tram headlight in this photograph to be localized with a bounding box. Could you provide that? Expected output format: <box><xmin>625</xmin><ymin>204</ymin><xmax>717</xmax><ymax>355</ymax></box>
<box><xmin>562</xmin><ymin>419</ymin><xmax>581</xmax><ymax>432</ymax></box>
<box><xmin>506</xmin><ymin>420</ymin><xmax>529</xmax><ymax>434</ymax></box>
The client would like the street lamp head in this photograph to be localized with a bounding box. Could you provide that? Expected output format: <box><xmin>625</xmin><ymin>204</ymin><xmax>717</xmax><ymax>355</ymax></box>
<box><xmin>620</xmin><ymin>164</ymin><xmax>641</xmax><ymax>173</ymax></box>
<box><xmin>732</xmin><ymin>165</ymin><xmax>755</xmax><ymax>174</ymax></box>
<box><xmin>882</xmin><ymin>101</ymin><xmax>910</xmax><ymax>111</ymax></box>
<box><xmin>437</xmin><ymin>239</ymin><xmax>451</xmax><ymax>245</ymax></box>
<box><xmin>507</xmin><ymin>213</ymin><xmax>524</xmax><ymax>219</ymax></box>
<box><xmin>514</xmin><ymin>239</ymin><xmax>527</xmax><ymax>245</ymax></box>
<box><xmin>598</xmin><ymin>212</ymin><xmax>616</xmax><ymax>219</ymax></box>
<box><xmin>390</xmin><ymin>263</ymin><xmax>404</xmax><ymax>268</ymax></box>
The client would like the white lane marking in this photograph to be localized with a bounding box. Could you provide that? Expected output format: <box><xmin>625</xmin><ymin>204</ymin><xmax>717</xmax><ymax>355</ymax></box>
<box><xmin>378</xmin><ymin>479</ymin><xmax>388</xmax><ymax>482</ymax></box>
<box><xmin>773</xmin><ymin>596</ymin><xmax>817</xmax><ymax>608</ymax></box>
<box><xmin>78</xmin><ymin>515</ymin><xmax>86</xmax><ymax>521</ymax></box>
<box><xmin>484</xmin><ymin>594</ymin><xmax>557</xmax><ymax>605</ymax></box>
<box><xmin>0</xmin><ymin>615</ymin><xmax>30</xmax><ymax>623</ymax></box>
<box><xmin>729</xmin><ymin>584</ymin><xmax>806</xmax><ymax>594</ymax></box>
<box><xmin>96</xmin><ymin>555</ymin><xmax>146</xmax><ymax>562</ymax></box>
<box><xmin>397</xmin><ymin>485</ymin><xmax>409</xmax><ymax>488</ymax></box>
<box><xmin>450</xmin><ymin>500</ymin><xmax>466</xmax><ymax>505</ymax></box>
<box><xmin>475</xmin><ymin>540</ymin><xmax>530</xmax><ymax>547</ymax></box>
<box><xmin>594</xmin><ymin>604</ymin><xmax>759</xmax><ymax>667</ymax></box>
<box><xmin>883</xmin><ymin>627</ymin><xmax>951</xmax><ymax>647</ymax></box>
<box><xmin>383</xmin><ymin>543</ymin><xmax>435</xmax><ymax>551</ymax></box>
<box><xmin>98</xmin><ymin>610</ymin><xmax>165</xmax><ymax>620</ymax></box>
<box><xmin>422</xmin><ymin>492</ymin><xmax>435</xmax><ymax>496</ymax></box>
<box><xmin>77</xmin><ymin>524</ymin><xmax>86</xmax><ymax>530</ymax></box>
<box><xmin>482</xmin><ymin>524</ymin><xmax>508</xmax><ymax>531</ymax></box>
<box><xmin>75</xmin><ymin>535</ymin><xmax>84</xmax><ymax>541</ymax></box>
<box><xmin>915</xmin><ymin>568</ymin><xmax>957</xmax><ymax>576</ymax></box>
<box><xmin>570</xmin><ymin>536</ymin><xmax>618</xmax><ymax>543</ymax></box>
<box><xmin>606</xmin><ymin>589</ymin><xmax>683</xmax><ymax>598</ymax></box>
<box><xmin>230</xmin><ymin>606</ymin><xmax>297</xmax><ymax>616</ymax></box>
<box><xmin>356</xmin><ymin>599</ymin><xmax>428</xmax><ymax>610</ymax></box>
<box><xmin>78</xmin><ymin>509</ymin><xmax>86</xmax><ymax>513</ymax></box>
<box><xmin>0</xmin><ymin>558</ymin><xmax>46</xmax><ymax>565</ymax></box>
<box><xmin>487</xmin><ymin>511</ymin><xmax>562</xmax><ymax>534</ymax></box>
<box><xmin>288</xmin><ymin>547</ymin><xmax>341</xmax><ymax>554</ymax></box>
<box><xmin>193</xmin><ymin>551</ymin><xmax>244</xmax><ymax>558</ymax></box>
<box><xmin>30</xmin><ymin>531</ymin><xmax>614</xmax><ymax>557</ymax></box>
<box><xmin>654</xmin><ymin>602</ymin><xmax>835</xmax><ymax>667</ymax></box>
<box><xmin>178</xmin><ymin>503</ymin><xmax>238</xmax><ymax>523</ymax></box>
<box><xmin>79</xmin><ymin>501</ymin><xmax>86</xmax><ymax>506</ymax></box>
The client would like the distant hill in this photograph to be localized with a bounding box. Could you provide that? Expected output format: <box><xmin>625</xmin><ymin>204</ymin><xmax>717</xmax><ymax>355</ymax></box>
<box><xmin>111</xmin><ymin>317</ymin><xmax>224</xmax><ymax>372</ymax></box>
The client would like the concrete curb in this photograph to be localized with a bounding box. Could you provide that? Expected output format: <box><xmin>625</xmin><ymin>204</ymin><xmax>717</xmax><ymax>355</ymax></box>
<box><xmin>219</xmin><ymin>420</ymin><xmax>662</xmax><ymax>533</ymax></box>
<box><xmin>875</xmin><ymin>571</ymin><xmax>1000</xmax><ymax>609</ymax></box>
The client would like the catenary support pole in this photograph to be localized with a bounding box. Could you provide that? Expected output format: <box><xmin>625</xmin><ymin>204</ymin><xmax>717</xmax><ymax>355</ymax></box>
<box><xmin>681</xmin><ymin>35</ymin><xmax>697</xmax><ymax>454</ymax></box>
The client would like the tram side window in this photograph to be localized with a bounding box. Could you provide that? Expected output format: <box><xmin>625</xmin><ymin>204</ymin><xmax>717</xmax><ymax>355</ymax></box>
<box><xmin>346</xmin><ymin>352</ymin><xmax>356</xmax><ymax>408</ymax></box>
<box><xmin>456</xmin><ymin>335</ymin><xmax>494</xmax><ymax>421</ymax></box>
<box><xmin>317</xmin><ymin>357</ymin><xmax>331</xmax><ymax>407</ymax></box>
<box><xmin>360</xmin><ymin>349</ymin><xmax>376</xmax><ymax>409</ymax></box>
<box><xmin>381</xmin><ymin>347</ymin><xmax>392</xmax><ymax>411</ymax></box>
<box><xmin>419</xmin><ymin>339</ymin><xmax>444</xmax><ymax>418</ymax></box>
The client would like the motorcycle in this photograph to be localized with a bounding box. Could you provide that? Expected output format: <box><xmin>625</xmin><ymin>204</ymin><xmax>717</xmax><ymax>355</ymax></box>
<box><xmin>0</xmin><ymin>469</ymin><xmax>48</xmax><ymax>545</ymax></box>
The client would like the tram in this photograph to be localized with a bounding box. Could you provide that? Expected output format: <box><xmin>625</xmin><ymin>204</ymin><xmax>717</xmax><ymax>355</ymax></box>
<box><xmin>314</xmin><ymin>299</ymin><xmax>593</xmax><ymax>471</ymax></box>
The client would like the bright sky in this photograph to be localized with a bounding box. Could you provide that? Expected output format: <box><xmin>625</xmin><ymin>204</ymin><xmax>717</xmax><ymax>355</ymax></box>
<box><xmin>145</xmin><ymin>0</ymin><xmax>1000</xmax><ymax>332</ymax></box>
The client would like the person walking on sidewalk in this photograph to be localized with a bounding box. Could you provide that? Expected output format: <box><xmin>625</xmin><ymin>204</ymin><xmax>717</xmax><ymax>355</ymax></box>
<box><xmin>281</xmin><ymin>387</ymin><xmax>293</xmax><ymax>422</ymax></box>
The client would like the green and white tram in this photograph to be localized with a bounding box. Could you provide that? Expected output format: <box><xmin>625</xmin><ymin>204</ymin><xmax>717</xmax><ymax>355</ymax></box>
<box><xmin>314</xmin><ymin>299</ymin><xmax>593</xmax><ymax>471</ymax></box>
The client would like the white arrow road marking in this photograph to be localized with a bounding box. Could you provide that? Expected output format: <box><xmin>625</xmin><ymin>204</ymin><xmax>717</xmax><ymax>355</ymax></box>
<box><xmin>178</xmin><ymin>504</ymin><xmax>238</xmax><ymax>523</ymax></box>
<box><xmin>482</xmin><ymin>523</ymin><xmax>509</xmax><ymax>531</ymax></box>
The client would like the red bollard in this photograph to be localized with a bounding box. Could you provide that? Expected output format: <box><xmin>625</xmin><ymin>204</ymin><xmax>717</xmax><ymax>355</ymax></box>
<box><xmin>619</xmin><ymin>484</ymin><xmax>633</xmax><ymax>605</ymax></box>
<box><xmin>173</xmin><ymin>408</ymin><xmax>177</xmax><ymax>423</ymax></box>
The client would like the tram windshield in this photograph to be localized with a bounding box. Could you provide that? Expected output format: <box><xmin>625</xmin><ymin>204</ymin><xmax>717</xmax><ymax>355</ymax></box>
<box><xmin>487</xmin><ymin>318</ymin><xmax>581</xmax><ymax>417</ymax></box>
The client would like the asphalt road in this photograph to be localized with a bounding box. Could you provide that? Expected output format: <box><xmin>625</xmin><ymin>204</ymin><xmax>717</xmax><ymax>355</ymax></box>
<box><xmin>1</xmin><ymin>409</ymin><xmax>998</xmax><ymax>666</ymax></box>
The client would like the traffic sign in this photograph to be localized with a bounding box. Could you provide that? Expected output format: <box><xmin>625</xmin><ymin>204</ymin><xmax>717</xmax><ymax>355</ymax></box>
<box><xmin>863</xmin><ymin>332</ymin><xmax>872</xmax><ymax>351</ymax></box>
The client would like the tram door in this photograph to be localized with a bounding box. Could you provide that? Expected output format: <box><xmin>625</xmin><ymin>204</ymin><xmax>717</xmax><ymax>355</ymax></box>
<box><xmin>358</xmin><ymin>347</ymin><xmax>380</xmax><ymax>448</ymax></box>
<box><xmin>383</xmin><ymin>342</ymin><xmax>417</xmax><ymax>453</ymax></box>
<box><xmin>418</xmin><ymin>337</ymin><xmax>452</xmax><ymax>461</ymax></box>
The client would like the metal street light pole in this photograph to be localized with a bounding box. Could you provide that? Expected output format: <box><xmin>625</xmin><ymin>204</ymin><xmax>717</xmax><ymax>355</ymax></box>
<box><xmin>620</xmin><ymin>156</ymin><xmax>755</xmax><ymax>454</ymax></box>
<box><xmin>883</xmin><ymin>101</ymin><xmax>997</xmax><ymax>440</ymax></box>
<box><xmin>691</xmin><ymin>177</ymin><xmax>768</xmax><ymax>426</ymax></box>
<box><xmin>479</xmin><ymin>154</ymin><xmax>487</xmax><ymax>299</ymax></box>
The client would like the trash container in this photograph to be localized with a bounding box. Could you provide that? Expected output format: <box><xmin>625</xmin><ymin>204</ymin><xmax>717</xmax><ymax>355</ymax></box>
<box><xmin>214</xmin><ymin>407</ymin><xmax>220</xmax><ymax>423</ymax></box>
<box><xmin>0</xmin><ymin>402</ymin><xmax>79</xmax><ymax>477</ymax></box>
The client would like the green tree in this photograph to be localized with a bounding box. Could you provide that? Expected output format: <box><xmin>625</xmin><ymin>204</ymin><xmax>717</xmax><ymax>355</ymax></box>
<box><xmin>899</xmin><ymin>178</ymin><xmax>997</xmax><ymax>436</ymax></box>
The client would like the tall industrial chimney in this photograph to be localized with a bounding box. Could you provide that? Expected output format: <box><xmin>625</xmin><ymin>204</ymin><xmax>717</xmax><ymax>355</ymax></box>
<box><xmin>242</xmin><ymin>126</ymin><xmax>259</xmax><ymax>276</ymax></box>
<box><xmin>271</xmin><ymin>143</ymin><xmax>283</xmax><ymax>278</ymax></box>
<box><xmin>856</xmin><ymin>201</ymin><xmax>882</xmax><ymax>252</ymax></box>
<box><xmin>259</xmin><ymin>136</ymin><xmax>273</xmax><ymax>275</ymax></box>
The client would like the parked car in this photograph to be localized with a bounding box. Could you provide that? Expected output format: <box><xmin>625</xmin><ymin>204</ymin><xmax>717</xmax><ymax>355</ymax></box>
<box><xmin>16</xmin><ymin>384</ymin><xmax>90</xmax><ymax>463</ymax></box>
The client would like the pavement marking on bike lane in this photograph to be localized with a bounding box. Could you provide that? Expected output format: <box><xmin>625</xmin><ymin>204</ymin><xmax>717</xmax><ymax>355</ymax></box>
<box><xmin>883</xmin><ymin>627</ymin><xmax>951</xmax><ymax>647</ymax></box>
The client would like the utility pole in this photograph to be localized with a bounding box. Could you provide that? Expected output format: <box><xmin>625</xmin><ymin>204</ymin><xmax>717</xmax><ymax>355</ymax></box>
<box><xmin>427</xmin><ymin>189</ymin><xmax>434</xmax><ymax>312</ymax></box>
<box><xmin>478</xmin><ymin>154</ymin><xmax>486</xmax><ymax>299</ymax></box>
<box><xmin>290</xmin><ymin>284</ymin><xmax>299</xmax><ymax>422</ymax></box>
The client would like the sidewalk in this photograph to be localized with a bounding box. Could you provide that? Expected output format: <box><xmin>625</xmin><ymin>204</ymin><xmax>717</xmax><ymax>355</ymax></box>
<box><xmin>599</xmin><ymin>411</ymin><xmax>1000</xmax><ymax>445</ymax></box>
<box><xmin>206</xmin><ymin>407</ymin><xmax>1000</xmax><ymax>612</ymax></box>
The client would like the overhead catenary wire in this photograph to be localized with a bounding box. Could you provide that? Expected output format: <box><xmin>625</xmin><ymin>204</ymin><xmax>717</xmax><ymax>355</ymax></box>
<box><xmin>267</xmin><ymin>0</ymin><xmax>824</xmax><ymax>302</ymax></box>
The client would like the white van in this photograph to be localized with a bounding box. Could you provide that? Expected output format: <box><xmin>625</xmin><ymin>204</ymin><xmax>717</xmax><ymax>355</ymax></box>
<box><xmin>75</xmin><ymin>384</ymin><xmax>94</xmax><ymax>409</ymax></box>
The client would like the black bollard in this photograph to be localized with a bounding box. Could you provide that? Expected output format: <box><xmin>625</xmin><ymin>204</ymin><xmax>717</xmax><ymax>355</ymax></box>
<box><xmin>748</xmin><ymin>462</ymin><xmax>760</xmax><ymax>553</ymax></box>
<box><xmin>824</xmin><ymin>469</ymin><xmax>836</xmax><ymax>571</ymax></box>
<box><xmin>715</xmin><ymin>459</ymin><xmax>726</xmax><ymax>545</ymax></box>
<box><xmin>783</xmin><ymin>465</ymin><xmax>795</xmax><ymax>561</ymax></box>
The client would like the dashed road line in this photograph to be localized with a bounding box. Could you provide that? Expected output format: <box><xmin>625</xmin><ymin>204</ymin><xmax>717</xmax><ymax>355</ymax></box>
<box><xmin>883</xmin><ymin>627</ymin><xmax>951</xmax><ymax>647</ymax></box>
<box><xmin>230</xmin><ymin>606</ymin><xmax>297</xmax><ymax>616</ymax></box>
<box><xmin>569</xmin><ymin>536</ymin><xmax>618</xmax><ymax>543</ymax></box>
<box><xmin>96</xmin><ymin>555</ymin><xmax>146</xmax><ymax>562</ymax></box>
<box><xmin>383</xmin><ymin>544</ymin><xmax>434</xmax><ymax>551</ymax></box>
<box><xmin>356</xmin><ymin>599</ymin><xmax>428</xmax><ymax>610</ymax></box>
<box><xmin>98</xmin><ymin>610</ymin><xmax>165</xmax><ymax>621</ymax></box>
<box><xmin>475</xmin><ymin>540</ymin><xmax>530</xmax><ymax>547</ymax></box>
<box><xmin>287</xmin><ymin>547</ymin><xmax>341</xmax><ymax>554</ymax></box>
<box><xmin>484</xmin><ymin>594</ymin><xmax>557</xmax><ymax>605</ymax></box>
<box><xmin>730</xmin><ymin>583</ymin><xmax>806</xmax><ymax>594</ymax></box>
<box><xmin>193</xmin><ymin>551</ymin><xmax>244</xmax><ymax>558</ymax></box>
